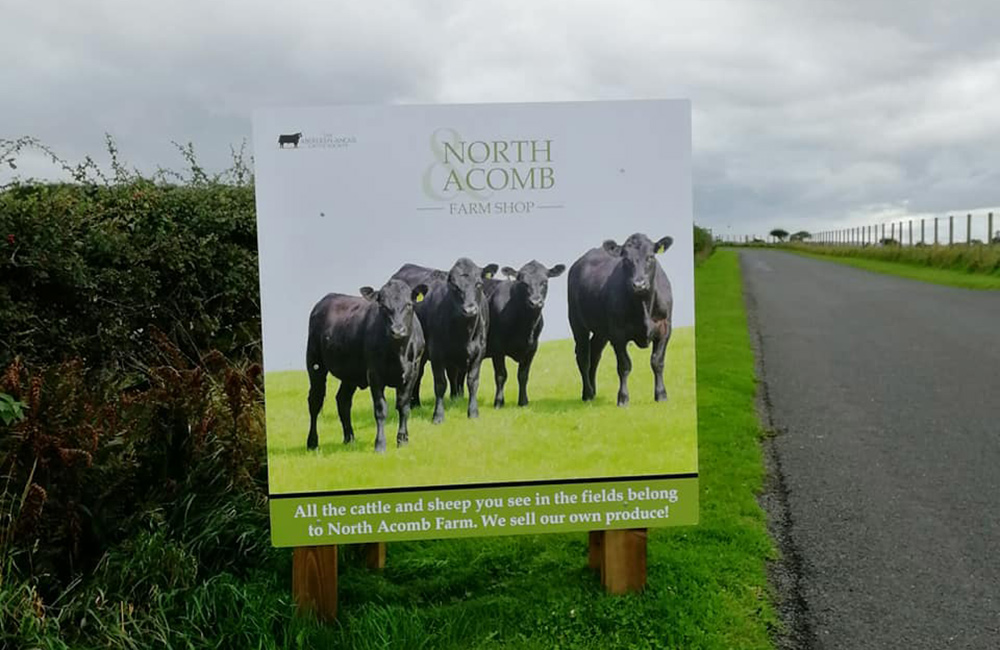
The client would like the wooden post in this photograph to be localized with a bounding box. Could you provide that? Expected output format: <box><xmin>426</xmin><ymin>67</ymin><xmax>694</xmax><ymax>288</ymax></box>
<box><xmin>949</xmin><ymin>215</ymin><xmax>954</xmax><ymax>245</ymax></box>
<box><xmin>990</xmin><ymin>212</ymin><xmax>995</xmax><ymax>244</ymax></box>
<box><xmin>601</xmin><ymin>529</ymin><xmax>647</xmax><ymax>594</ymax></box>
<box><xmin>909</xmin><ymin>220</ymin><xmax>913</xmax><ymax>246</ymax></box>
<box><xmin>588</xmin><ymin>530</ymin><xmax>604</xmax><ymax>570</ymax></box>
<box><xmin>934</xmin><ymin>217</ymin><xmax>939</xmax><ymax>244</ymax></box>
<box><xmin>293</xmin><ymin>545</ymin><xmax>339</xmax><ymax>621</ymax></box>
<box><xmin>921</xmin><ymin>218</ymin><xmax>925</xmax><ymax>245</ymax></box>
<box><xmin>967</xmin><ymin>213</ymin><xmax>972</xmax><ymax>244</ymax></box>
<box><xmin>881</xmin><ymin>223</ymin><xmax>886</xmax><ymax>242</ymax></box>
<box><xmin>891</xmin><ymin>223</ymin><xmax>895</xmax><ymax>241</ymax></box>
<box><xmin>364</xmin><ymin>542</ymin><xmax>386</xmax><ymax>570</ymax></box>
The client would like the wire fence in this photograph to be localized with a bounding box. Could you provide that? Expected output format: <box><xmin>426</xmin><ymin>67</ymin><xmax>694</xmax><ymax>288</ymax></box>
<box><xmin>715</xmin><ymin>211</ymin><xmax>998</xmax><ymax>246</ymax></box>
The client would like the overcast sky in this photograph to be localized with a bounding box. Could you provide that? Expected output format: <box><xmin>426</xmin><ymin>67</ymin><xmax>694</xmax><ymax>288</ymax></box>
<box><xmin>2</xmin><ymin>0</ymin><xmax>998</xmax><ymax>237</ymax></box>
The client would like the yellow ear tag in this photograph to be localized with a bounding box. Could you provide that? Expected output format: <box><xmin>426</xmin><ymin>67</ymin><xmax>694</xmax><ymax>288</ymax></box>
<box><xmin>485</xmin><ymin>272</ymin><xmax>493</xmax><ymax>279</ymax></box>
<box><xmin>656</xmin><ymin>244</ymin><xmax>665</xmax><ymax>254</ymax></box>
<box><xmin>415</xmin><ymin>293</ymin><xmax>424</xmax><ymax>303</ymax></box>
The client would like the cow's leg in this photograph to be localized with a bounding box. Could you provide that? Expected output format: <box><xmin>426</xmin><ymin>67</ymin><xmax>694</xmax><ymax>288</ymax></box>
<box><xmin>573</xmin><ymin>330</ymin><xmax>593</xmax><ymax>401</ymax></box>
<box><xmin>395</xmin><ymin>387</ymin><xmax>411</xmax><ymax>447</ymax></box>
<box><xmin>335</xmin><ymin>382</ymin><xmax>356</xmax><ymax>444</ymax></box>
<box><xmin>370</xmin><ymin>382</ymin><xmax>388</xmax><ymax>453</ymax></box>
<box><xmin>307</xmin><ymin>366</ymin><xmax>327</xmax><ymax>449</ymax></box>
<box><xmin>431</xmin><ymin>360</ymin><xmax>447</xmax><ymax>424</ymax></box>
<box><xmin>411</xmin><ymin>358</ymin><xmax>425</xmax><ymax>408</ymax></box>
<box><xmin>448</xmin><ymin>367</ymin><xmax>463</xmax><ymax>398</ymax></box>
<box><xmin>587</xmin><ymin>335</ymin><xmax>607</xmax><ymax>400</ymax></box>
<box><xmin>613</xmin><ymin>341</ymin><xmax>632</xmax><ymax>407</ymax></box>
<box><xmin>651</xmin><ymin>320</ymin><xmax>672</xmax><ymax>402</ymax></box>
<box><xmin>493</xmin><ymin>355</ymin><xmax>507</xmax><ymax>408</ymax></box>
<box><xmin>466</xmin><ymin>358</ymin><xmax>482</xmax><ymax>419</ymax></box>
<box><xmin>517</xmin><ymin>351</ymin><xmax>535</xmax><ymax>407</ymax></box>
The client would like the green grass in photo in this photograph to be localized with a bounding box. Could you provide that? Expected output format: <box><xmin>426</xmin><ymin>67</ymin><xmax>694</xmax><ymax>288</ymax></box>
<box><xmin>265</xmin><ymin>330</ymin><xmax>697</xmax><ymax>494</ymax></box>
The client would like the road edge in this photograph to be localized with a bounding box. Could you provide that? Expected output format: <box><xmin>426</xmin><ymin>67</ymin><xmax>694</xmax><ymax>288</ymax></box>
<box><xmin>739</xmin><ymin>251</ymin><xmax>816</xmax><ymax>650</ymax></box>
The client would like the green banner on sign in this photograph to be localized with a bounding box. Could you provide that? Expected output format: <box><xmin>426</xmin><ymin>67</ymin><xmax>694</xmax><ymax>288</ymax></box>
<box><xmin>270</xmin><ymin>477</ymin><xmax>698</xmax><ymax>547</ymax></box>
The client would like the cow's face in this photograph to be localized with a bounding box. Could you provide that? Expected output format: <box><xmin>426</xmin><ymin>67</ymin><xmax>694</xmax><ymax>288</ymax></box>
<box><xmin>447</xmin><ymin>258</ymin><xmax>498</xmax><ymax>319</ymax></box>
<box><xmin>501</xmin><ymin>260</ymin><xmax>565</xmax><ymax>312</ymax></box>
<box><xmin>604</xmin><ymin>233</ymin><xmax>673</xmax><ymax>297</ymax></box>
<box><xmin>360</xmin><ymin>280</ymin><xmax>427</xmax><ymax>341</ymax></box>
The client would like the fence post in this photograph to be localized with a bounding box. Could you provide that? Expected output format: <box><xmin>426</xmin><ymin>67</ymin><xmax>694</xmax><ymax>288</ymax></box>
<box><xmin>949</xmin><ymin>215</ymin><xmax>954</xmax><ymax>245</ymax></box>
<box><xmin>967</xmin><ymin>213</ymin><xmax>972</xmax><ymax>244</ymax></box>
<box><xmin>921</xmin><ymin>219</ymin><xmax>925</xmax><ymax>245</ymax></box>
<box><xmin>880</xmin><ymin>223</ymin><xmax>885</xmax><ymax>242</ymax></box>
<box><xmin>934</xmin><ymin>217</ymin><xmax>939</xmax><ymax>244</ymax></box>
<box><xmin>908</xmin><ymin>220</ymin><xmax>913</xmax><ymax>246</ymax></box>
<box><xmin>891</xmin><ymin>223</ymin><xmax>896</xmax><ymax>241</ymax></box>
<box><xmin>990</xmin><ymin>213</ymin><xmax>994</xmax><ymax>244</ymax></box>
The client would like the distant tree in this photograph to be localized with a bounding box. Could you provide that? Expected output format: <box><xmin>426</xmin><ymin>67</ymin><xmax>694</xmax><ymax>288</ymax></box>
<box><xmin>790</xmin><ymin>230</ymin><xmax>812</xmax><ymax>242</ymax></box>
<box><xmin>770</xmin><ymin>228</ymin><xmax>789</xmax><ymax>242</ymax></box>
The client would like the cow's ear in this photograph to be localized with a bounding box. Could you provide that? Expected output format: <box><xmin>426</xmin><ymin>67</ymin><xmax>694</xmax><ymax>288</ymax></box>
<box><xmin>547</xmin><ymin>264</ymin><xmax>566</xmax><ymax>278</ymax></box>
<box><xmin>411</xmin><ymin>284</ymin><xmax>428</xmax><ymax>303</ymax></box>
<box><xmin>654</xmin><ymin>236</ymin><xmax>674</xmax><ymax>254</ymax></box>
<box><xmin>602</xmin><ymin>239</ymin><xmax>622</xmax><ymax>255</ymax></box>
<box><xmin>482</xmin><ymin>263</ymin><xmax>499</xmax><ymax>280</ymax></box>
<box><xmin>360</xmin><ymin>286</ymin><xmax>378</xmax><ymax>301</ymax></box>
<box><xmin>501</xmin><ymin>266</ymin><xmax>517</xmax><ymax>279</ymax></box>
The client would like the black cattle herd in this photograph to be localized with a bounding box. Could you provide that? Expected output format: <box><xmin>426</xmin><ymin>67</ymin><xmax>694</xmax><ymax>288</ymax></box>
<box><xmin>304</xmin><ymin>233</ymin><xmax>675</xmax><ymax>452</ymax></box>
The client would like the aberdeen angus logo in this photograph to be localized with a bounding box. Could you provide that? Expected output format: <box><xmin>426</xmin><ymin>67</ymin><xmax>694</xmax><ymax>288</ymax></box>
<box><xmin>277</xmin><ymin>131</ymin><xmax>357</xmax><ymax>150</ymax></box>
<box><xmin>278</xmin><ymin>132</ymin><xmax>303</xmax><ymax>148</ymax></box>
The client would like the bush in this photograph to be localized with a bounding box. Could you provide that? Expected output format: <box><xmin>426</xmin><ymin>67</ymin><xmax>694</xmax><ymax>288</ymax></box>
<box><xmin>693</xmin><ymin>224</ymin><xmax>714</xmax><ymax>261</ymax></box>
<box><xmin>0</xmin><ymin>181</ymin><xmax>261</xmax><ymax>375</ymax></box>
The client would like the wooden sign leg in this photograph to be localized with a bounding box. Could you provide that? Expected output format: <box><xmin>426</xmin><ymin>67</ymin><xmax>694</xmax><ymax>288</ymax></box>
<box><xmin>364</xmin><ymin>542</ymin><xmax>386</xmax><ymax>570</ymax></box>
<box><xmin>588</xmin><ymin>530</ymin><xmax>604</xmax><ymax>571</ymax></box>
<box><xmin>292</xmin><ymin>545</ymin><xmax>339</xmax><ymax>621</ymax></box>
<box><xmin>600</xmin><ymin>529</ymin><xmax>647</xmax><ymax>594</ymax></box>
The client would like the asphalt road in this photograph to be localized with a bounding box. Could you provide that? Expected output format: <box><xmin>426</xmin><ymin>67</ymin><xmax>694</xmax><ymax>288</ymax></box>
<box><xmin>741</xmin><ymin>250</ymin><xmax>1000</xmax><ymax>649</ymax></box>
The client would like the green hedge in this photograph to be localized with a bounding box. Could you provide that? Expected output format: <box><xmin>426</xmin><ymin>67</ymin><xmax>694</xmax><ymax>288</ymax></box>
<box><xmin>0</xmin><ymin>180</ymin><xmax>260</xmax><ymax>373</ymax></box>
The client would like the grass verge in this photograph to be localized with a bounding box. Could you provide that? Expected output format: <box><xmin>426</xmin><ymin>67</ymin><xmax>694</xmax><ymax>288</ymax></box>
<box><xmin>785</xmin><ymin>246</ymin><xmax>1000</xmax><ymax>290</ymax></box>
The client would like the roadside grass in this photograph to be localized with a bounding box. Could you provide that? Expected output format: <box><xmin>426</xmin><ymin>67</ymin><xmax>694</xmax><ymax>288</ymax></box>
<box><xmin>784</xmin><ymin>245</ymin><xmax>1000</xmax><ymax>290</ymax></box>
<box><xmin>265</xmin><ymin>331</ymin><xmax>697</xmax><ymax>494</ymax></box>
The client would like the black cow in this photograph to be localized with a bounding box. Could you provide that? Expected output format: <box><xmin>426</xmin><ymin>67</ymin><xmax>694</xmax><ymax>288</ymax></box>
<box><xmin>278</xmin><ymin>132</ymin><xmax>303</xmax><ymax>148</ymax></box>
<box><xmin>305</xmin><ymin>279</ymin><xmax>428</xmax><ymax>452</ymax></box>
<box><xmin>392</xmin><ymin>258</ymin><xmax>498</xmax><ymax>423</ymax></box>
<box><xmin>567</xmin><ymin>233</ymin><xmax>674</xmax><ymax>406</ymax></box>
<box><xmin>485</xmin><ymin>261</ymin><xmax>565</xmax><ymax>408</ymax></box>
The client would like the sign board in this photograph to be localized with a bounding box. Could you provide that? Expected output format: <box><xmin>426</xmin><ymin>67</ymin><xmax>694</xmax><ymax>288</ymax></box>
<box><xmin>253</xmin><ymin>100</ymin><xmax>697</xmax><ymax>547</ymax></box>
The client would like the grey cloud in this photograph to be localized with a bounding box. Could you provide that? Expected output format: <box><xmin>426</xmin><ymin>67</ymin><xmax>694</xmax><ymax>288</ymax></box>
<box><xmin>2</xmin><ymin>0</ymin><xmax>998</xmax><ymax>237</ymax></box>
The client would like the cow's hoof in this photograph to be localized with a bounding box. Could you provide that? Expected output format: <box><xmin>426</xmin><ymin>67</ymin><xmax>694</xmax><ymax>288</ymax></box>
<box><xmin>517</xmin><ymin>397</ymin><xmax>528</xmax><ymax>407</ymax></box>
<box><xmin>617</xmin><ymin>394</ymin><xmax>629</xmax><ymax>407</ymax></box>
<box><xmin>397</xmin><ymin>437</ymin><xmax>408</xmax><ymax>448</ymax></box>
<box><xmin>494</xmin><ymin>398</ymin><xmax>504</xmax><ymax>409</ymax></box>
<box><xmin>654</xmin><ymin>391</ymin><xmax>668</xmax><ymax>402</ymax></box>
<box><xmin>468</xmin><ymin>405</ymin><xmax>479</xmax><ymax>419</ymax></box>
<box><xmin>307</xmin><ymin>435</ymin><xmax>318</xmax><ymax>450</ymax></box>
<box><xmin>432</xmin><ymin>411</ymin><xmax>444</xmax><ymax>424</ymax></box>
<box><xmin>374</xmin><ymin>442</ymin><xmax>387</xmax><ymax>453</ymax></box>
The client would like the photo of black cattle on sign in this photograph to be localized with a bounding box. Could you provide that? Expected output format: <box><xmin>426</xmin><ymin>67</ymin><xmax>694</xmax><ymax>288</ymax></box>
<box><xmin>392</xmin><ymin>258</ymin><xmax>498</xmax><ymax>424</ymax></box>
<box><xmin>568</xmin><ymin>233</ymin><xmax>674</xmax><ymax>406</ymax></box>
<box><xmin>485</xmin><ymin>261</ymin><xmax>565</xmax><ymax>408</ymax></box>
<box><xmin>305</xmin><ymin>279</ymin><xmax>428</xmax><ymax>452</ymax></box>
<box><xmin>278</xmin><ymin>132</ymin><xmax>303</xmax><ymax>148</ymax></box>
